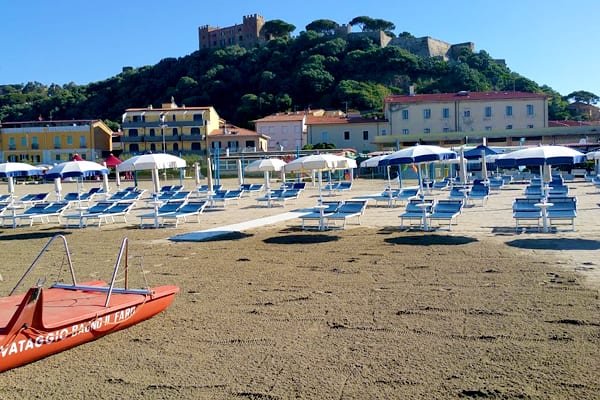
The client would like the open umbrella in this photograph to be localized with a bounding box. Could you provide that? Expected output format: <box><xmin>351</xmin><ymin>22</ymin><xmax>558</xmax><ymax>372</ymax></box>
<box><xmin>464</xmin><ymin>145</ymin><xmax>498</xmax><ymax>183</ymax></box>
<box><xmin>284</xmin><ymin>154</ymin><xmax>350</xmax><ymax>202</ymax></box>
<box><xmin>381</xmin><ymin>145</ymin><xmax>457</xmax><ymax>230</ymax></box>
<box><xmin>45</xmin><ymin>160</ymin><xmax>109</xmax><ymax>203</ymax></box>
<box><xmin>0</xmin><ymin>162</ymin><xmax>44</xmax><ymax>202</ymax></box>
<box><xmin>245</xmin><ymin>158</ymin><xmax>287</xmax><ymax>208</ymax></box>
<box><xmin>117</xmin><ymin>153</ymin><xmax>186</xmax><ymax>227</ymax></box>
<box><xmin>104</xmin><ymin>153</ymin><xmax>122</xmax><ymax>168</ymax></box>
<box><xmin>496</xmin><ymin>145</ymin><xmax>586</xmax><ymax>232</ymax></box>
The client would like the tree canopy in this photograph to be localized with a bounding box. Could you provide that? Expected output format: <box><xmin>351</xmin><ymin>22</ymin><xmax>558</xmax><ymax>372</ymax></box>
<box><xmin>0</xmin><ymin>16</ymin><xmax>587</xmax><ymax>127</ymax></box>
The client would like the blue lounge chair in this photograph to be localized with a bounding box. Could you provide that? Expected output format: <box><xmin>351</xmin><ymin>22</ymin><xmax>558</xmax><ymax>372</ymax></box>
<box><xmin>63</xmin><ymin>201</ymin><xmax>115</xmax><ymax>228</ymax></box>
<box><xmin>138</xmin><ymin>200</ymin><xmax>186</xmax><ymax>227</ymax></box>
<box><xmin>17</xmin><ymin>192</ymin><xmax>49</xmax><ymax>205</ymax></box>
<box><xmin>546</xmin><ymin>196</ymin><xmax>577</xmax><ymax>231</ymax></box>
<box><xmin>512</xmin><ymin>198</ymin><xmax>542</xmax><ymax>232</ymax></box>
<box><xmin>160</xmin><ymin>201</ymin><xmax>208</xmax><ymax>227</ymax></box>
<box><xmin>83</xmin><ymin>202</ymin><xmax>136</xmax><ymax>227</ymax></box>
<box><xmin>15</xmin><ymin>201</ymin><xmax>70</xmax><ymax>226</ymax></box>
<box><xmin>300</xmin><ymin>201</ymin><xmax>343</xmax><ymax>230</ymax></box>
<box><xmin>325</xmin><ymin>199</ymin><xmax>368</xmax><ymax>230</ymax></box>
<box><xmin>212</xmin><ymin>189</ymin><xmax>244</xmax><ymax>207</ymax></box>
<box><xmin>399</xmin><ymin>198</ymin><xmax>434</xmax><ymax>230</ymax></box>
<box><xmin>467</xmin><ymin>184</ymin><xmax>490</xmax><ymax>206</ymax></box>
<box><xmin>428</xmin><ymin>199</ymin><xmax>464</xmax><ymax>230</ymax></box>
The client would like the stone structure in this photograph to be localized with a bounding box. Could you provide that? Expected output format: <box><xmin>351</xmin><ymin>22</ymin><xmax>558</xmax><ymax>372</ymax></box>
<box><xmin>199</xmin><ymin>14</ymin><xmax>266</xmax><ymax>50</ymax></box>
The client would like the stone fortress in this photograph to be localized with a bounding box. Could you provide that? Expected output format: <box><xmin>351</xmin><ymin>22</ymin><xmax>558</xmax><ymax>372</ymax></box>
<box><xmin>198</xmin><ymin>14</ymin><xmax>475</xmax><ymax>62</ymax></box>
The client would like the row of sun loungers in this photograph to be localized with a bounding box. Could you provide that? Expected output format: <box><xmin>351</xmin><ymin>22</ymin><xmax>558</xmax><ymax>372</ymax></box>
<box><xmin>398</xmin><ymin>198</ymin><xmax>465</xmax><ymax>231</ymax></box>
<box><xmin>300</xmin><ymin>199</ymin><xmax>368</xmax><ymax>230</ymax></box>
<box><xmin>138</xmin><ymin>200</ymin><xmax>207</xmax><ymax>228</ymax></box>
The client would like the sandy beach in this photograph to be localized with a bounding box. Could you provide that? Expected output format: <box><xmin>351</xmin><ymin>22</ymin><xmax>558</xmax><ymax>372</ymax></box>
<box><xmin>1</xmin><ymin>176</ymin><xmax>599</xmax><ymax>399</ymax></box>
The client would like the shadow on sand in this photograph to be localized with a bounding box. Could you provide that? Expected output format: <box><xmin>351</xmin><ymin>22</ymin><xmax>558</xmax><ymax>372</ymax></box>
<box><xmin>384</xmin><ymin>234</ymin><xmax>478</xmax><ymax>246</ymax></box>
<box><xmin>0</xmin><ymin>231</ymin><xmax>73</xmax><ymax>241</ymax></box>
<box><xmin>264</xmin><ymin>234</ymin><xmax>340</xmax><ymax>245</ymax></box>
<box><xmin>506</xmin><ymin>238</ymin><xmax>600</xmax><ymax>251</ymax></box>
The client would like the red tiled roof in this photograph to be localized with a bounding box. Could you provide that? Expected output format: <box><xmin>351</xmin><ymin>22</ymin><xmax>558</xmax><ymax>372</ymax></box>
<box><xmin>208</xmin><ymin>125</ymin><xmax>265</xmax><ymax>137</ymax></box>
<box><xmin>124</xmin><ymin>106</ymin><xmax>211</xmax><ymax>112</ymax></box>
<box><xmin>548</xmin><ymin>120</ymin><xmax>600</xmax><ymax>127</ymax></box>
<box><xmin>385</xmin><ymin>91</ymin><xmax>548</xmax><ymax>103</ymax></box>
<box><xmin>305</xmin><ymin>116</ymin><xmax>387</xmax><ymax>125</ymax></box>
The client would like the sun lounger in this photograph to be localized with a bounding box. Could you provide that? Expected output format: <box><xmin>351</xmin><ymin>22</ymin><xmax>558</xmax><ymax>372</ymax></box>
<box><xmin>546</xmin><ymin>196</ymin><xmax>577</xmax><ymax>231</ymax></box>
<box><xmin>138</xmin><ymin>200</ymin><xmax>187</xmax><ymax>227</ymax></box>
<box><xmin>467</xmin><ymin>184</ymin><xmax>490</xmax><ymax>206</ymax></box>
<box><xmin>270</xmin><ymin>189</ymin><xmax>301</xmax><ymax>206</ymax></box>
<box><xmin>83</xmin><ymin>201</ymin><xmax>136</xmax><ymax>227</ymax></box>
<box><xmin>240</xmin><ymin>183</ymin><xmax>264</xmax><ymax>196</ymax></box>
<box><xmin>12</xmin><ymin>202</ymin><xmax>70</xmax><ymax>226</ymax></box>
<box><xmin>63</xmin><ymin>201</ymin><xmax>115</xmax><ymax>228</ymax></box>
<box><xmin>212</xmin><ymin>189</ymin><xmax>244</xmax><ymax>207</ymax></box>
<box><xmin>428</xmin><ymin>199</ymin><xmax>464</xmax><ymax>231</ymax></box>
<box><xmin>300</xmin><ymin>201</ymin><xmax>343</xmax><ymax>230</ymax></box>
<box><xmin>16</xmin><ymin>192</ymin><xmax>49</xmax><ymax>205</ymax></box>
<box><xmin>325</xmin><ymin>199</ymin><xmax>368</xmax><ymax>230</ymax></box>
<box><xmin>160</xmin><ymin>201</ymin><xmax>208</xmax><ymax>227</ymax></box>
<box><xmin>512</xmin><ymin>198</ymin><xmax>542</xmax><ymax>232</ymax></box>
<box><xmin>399</xmin><ymin>198</ymin><xmax>435</xmax><ymax>230</ymax></box>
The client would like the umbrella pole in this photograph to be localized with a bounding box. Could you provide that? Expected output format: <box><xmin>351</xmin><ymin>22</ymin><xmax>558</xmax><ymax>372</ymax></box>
<box><xmin>318</xmin><ymin>171</ymin><xmax>323</xmax><ymax>204</ymax></box>
<box><xmin>418</xmin><ymin>164</ymin><xmax>429</xmax><ymax>231</ymax></box>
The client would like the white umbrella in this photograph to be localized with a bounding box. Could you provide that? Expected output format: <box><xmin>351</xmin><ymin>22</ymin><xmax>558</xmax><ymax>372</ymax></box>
<box><xmin>245</xmin><ymin>158</ymin><xmax>287</xmax><ymax>207</ymax></box>
<box><xmin>194</xmin><ymin>162</ymin><xmax>201</xmax><ymax>186</ymax></box>
<box><xmin>586</xmin><ymin>150</ymin><xmax>600</xmax><ymax>175</ymax></box>
<box><xmin>237</xmin><ymin>159</ymin><xmax>244</xmax><ymax>187</ymax></box>
<box><xmin>285</xmin><ymin>154</ymin><xmax>353</xmax><ymax>201</ymax></box>
<box><xmin>206</xmin><ymin>156</ymin><xmax>214</xmax><ymax>206</ymax></box>
<box><xmin>0</xmin><ymin>162</ymin><xmax>44</xmax><ymax>202</ymax></box>
<box><xmin>117</xmin><ymin>154</ymin><xmax>186</xmax><ymax>228</ymax></box>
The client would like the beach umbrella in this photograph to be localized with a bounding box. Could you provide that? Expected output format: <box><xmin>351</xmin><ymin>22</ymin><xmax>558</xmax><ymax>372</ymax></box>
<box><xmin>194</xmin><ymin>162</ymin><xmax>201</xmax><ymax>186</ymax></box>
<box><xmin>117</xmin><ymin>154</ymin><xmax>186</xmax><ymax>227</ymax></box>
<box><xmin>104</xmin><ymin>153</ymin><xmax>122</xmax><ymax>168</ymax></box>
<box><xmin>586</xmin><ymin>150</ymin><xmax>600</xmax><ymax>175</ymax></box>
<box><xmin>285</xmin><ymin>154</ymin><xmax>349</xmax><ymax>202</ymax></box>
<box><xmin>45</xmin><ymin>160</ymin><xmax>109</xmax><ymax>202</ymax></box>
<box><xmin>245</xmin><ymin>158</ymin><xmax>287</xmax><ymax>207</ymax></box>
<box><xmin>206</xmin><ymin>156</ymin><xmax>214</xmax><ymax>206</ymax></box>
<box><xmin>71</xmin><ymin>153</ymin><xmax>84</xmax><ymax>161</ymax></box>
<box><xmin>496</xmin><ymin>145</ymin><xmax>586</xmax><ymax>197</ymax></box>
<box><xmin>381</xmin><ymin>145</ymin><xmax>457</xmax><ymax>230</ymax></box>
<box><xmin>0</xmin><ymin>162</ymin><xmax>44</xmax><ymax>202</ymax></box>
<box><xmin>463</xmin><ymin>144</ymin><xmax>499</xmax><ymax>159</ymax></box>
<box><xmin>237</xmin><ymin>159</ymin><xmax>244</xmax><ymax>187</ymax></box>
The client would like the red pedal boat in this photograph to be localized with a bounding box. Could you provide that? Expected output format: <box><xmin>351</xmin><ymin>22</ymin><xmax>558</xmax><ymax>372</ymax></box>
<box><xmin>0</xmin><ymin>235</ymin><xmax>179</xmax><ymax>372</ymax></box>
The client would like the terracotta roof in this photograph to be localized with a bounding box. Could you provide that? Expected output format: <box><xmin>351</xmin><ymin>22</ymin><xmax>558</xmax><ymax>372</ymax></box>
<box><xmin>385</xmin><ymin>91</ymin><xmax>548</xmax><ymax>103</ymax></box>
<box><xmin>548</xmin><ymin>120</ymin><xmax>600</xmax><ymax>127</ymax></box>
<box><xmin>125</xmin><ymin>106</ymin><xmax>211</xmax><ymax>112</ymax></box>
<box><xmin>305</xmin><ymin>116</ymin><xmax>387</xmax><ymax>125</ymax></box>
<box><xmin>208</xmin><ymin>125</ymin><xmax>266</xmax><ymax>138</ymax></box>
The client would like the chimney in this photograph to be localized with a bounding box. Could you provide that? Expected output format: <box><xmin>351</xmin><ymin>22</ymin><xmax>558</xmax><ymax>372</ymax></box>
<box><xmin>409</xmin><ymin>85</ymin><xmax>415</xmax><ymax>96</ymax></box>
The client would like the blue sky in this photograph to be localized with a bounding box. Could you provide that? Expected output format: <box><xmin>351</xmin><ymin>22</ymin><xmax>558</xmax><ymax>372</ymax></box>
<box><xmin>2</xmin><ymin>0</ymin><xmax>598</xmax><ymax>98</ymax></box>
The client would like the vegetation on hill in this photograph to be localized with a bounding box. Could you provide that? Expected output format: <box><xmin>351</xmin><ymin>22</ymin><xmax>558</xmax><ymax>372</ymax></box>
<box><xmin>0</xmin><ymin>19</ymin><xmax>596</xmax><ymax>131</ymax></box>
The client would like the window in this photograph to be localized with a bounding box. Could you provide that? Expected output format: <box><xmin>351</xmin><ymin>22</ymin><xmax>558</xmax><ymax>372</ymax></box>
<box><xmin>442</xmin><ymin>108</ymin><xmax>450</xmax><ymax>119</ymax></box>
<box><xmin>485</xmin><ymin>126</ymin><xmax>492</xmax><ymax>131</ymax></box>
<box><xmin>172</xmin><ymin>114</ymin><xmax>176</xmax><ymax>121</ymax></box>
<box><xmin>54</xmin><ymin>136</ymin><xmax>61</xmax><ymax>148</ymax></box>
<box><xmin>344</xmin><ymin>131</ymin><xmax>350</xmax><ymax>141</ymax></box>
<box><xmin>423</xmin><ymin>109</ymin><xmax>431</xmax><ymax>119</ymax></box>
<box><xmin>129</xmin><ymin>129</ymin><xmax>138</xmax><ymax>137</ymax></box>
<box><xmin>66</xmin><ymin>136</ymin><xmax>73</xmax><ymax>145</ymax></box>
<box><xmin>193</xmin><ymin>113</ymin><xmax>203</xmax><ymax>121</ymax></box>
<box><xmin>31</xmin><ymin>137</ymin><xmax>39</xmax><ymax>149</ymax></box>
<box><xmin>9</xmin><ymin>137</ymin><xmax>16</xmax><ymax>150</ymax></box>
<box><xmin>173</xmin><ymin>143</ymin><xmax>179</xmax><ymax>151</ymax></box>
<box><xmin>191</xmin><ymin>127</ymin><xmax>201</xmax><ymax>135</ymax></box>
<box><xmin>402</xmin><ymin>110</ymin><xmax>409</xmax><ymax>120</ymax></box>
<box><xmin>363</xmin><ymin>131</ymin><xmax>368</xmax><ymax>140</ymax></box>
<box><xmin>381</xmin><ymin>129</ymin><xmax>387</xmax><ymax>136</ymax></box>
<box><xmin>443</xmin><ymin>128</ymin><xmax>450</xmax><ymax>133</ymax></box>
<box><xmin>526</xmin><ymin>104</ymin><xmax>534</xmax><ymax>116</ymax></box>
<box><xmin>527</xmin><ymin>124</ymin><xmax>534</xmax><ymax>129</ymax></box>
<box><xmin>129</xmin><ymin>144</ymin><xmax>139</xmax><ymax>153</ymax></box>
<box><xmin>424</xmin><ymin>128</ymin><xmax>430</xmax><ymax>134</ymax></box>
<box><xmin>506</xmin><ymin>124</ymin><xmax>513</xmax><ymax>130</ymax></box>
<box><xmin>485</xmin><ymin>106</ymin><xmax>492</xmax><ymax>118</ymax></box>
<box><xmin>20</xmin><ymin>136</ymin><xmax>27</xmax><ymax>147</ymax></box>
<box><xmin>191</xmin><ymin>142</ymin><xmax>202</xmax><ymax>151</ymax></box>
<box><xmin>506</xmin><ymin>106</ymin><xmax>513</xmax><ymax>116</ymax></box>
<box><xmin>172</xmin><ymin>128</ymin><xmax>178</xmax><ymax>136</ymax></box>
<box><xmin>79</xmin><ymin>135</ymin><xmax>86</xmax><ymax>147</ymax></box>
<box><xmin>402</xmin><ymin>129</ymin><xmax>409</xmax><ymax>135</ymax></box>
<box><xmin>321</xmin><ymin>132</ymin><xmax>329</xmax><ymax>142</ymax></box>
<box><xmin>463</xmin><ymin>110</ymin><xmax>471</xmax><ymax>118</ymax></box>
<box><xmin>149</xmin><ymin>128</ymin><xmax>156</xmax><ymax>137</ymax></box>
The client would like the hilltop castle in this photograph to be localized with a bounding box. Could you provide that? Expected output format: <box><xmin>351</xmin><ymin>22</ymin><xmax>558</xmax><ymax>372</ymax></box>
<box><xmin>197</xmin><ymin>14</ymin><xmax>474</xmax><ymax>61</ymax></box>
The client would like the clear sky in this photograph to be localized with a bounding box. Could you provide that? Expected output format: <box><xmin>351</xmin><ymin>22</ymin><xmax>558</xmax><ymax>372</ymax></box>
<box><xmin>2</xmin><ymin>0</ymin><xmax>598</xmax><ymax>97</ymax></box>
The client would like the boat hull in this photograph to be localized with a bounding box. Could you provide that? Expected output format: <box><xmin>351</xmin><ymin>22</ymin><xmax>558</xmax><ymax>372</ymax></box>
<box><xmin>0</xmin><ymin>283</ymin><xmax>178</xmax><ymax>373</ymax></box>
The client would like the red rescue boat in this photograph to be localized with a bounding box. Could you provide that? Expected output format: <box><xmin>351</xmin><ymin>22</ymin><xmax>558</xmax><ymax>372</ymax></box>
<box><xmin>0</xmin><ymin>235</ymin><xmax>179</xmax><ymax>372</ymax></box>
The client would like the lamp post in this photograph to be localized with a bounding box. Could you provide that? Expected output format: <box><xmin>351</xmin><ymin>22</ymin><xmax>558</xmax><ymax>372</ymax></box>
<box><xmin>159</xmin><ymin>112</ymin><xmax>167</xmax><ymax>153</ymax></box>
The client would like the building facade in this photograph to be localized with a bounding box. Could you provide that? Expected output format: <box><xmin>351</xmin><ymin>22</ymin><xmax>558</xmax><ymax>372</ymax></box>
<box><xmin>253</xmin><ymin>112</ymin><xmax>307</xmax><ymax>151</ymax></box>
<box><xmin>305</xmin><ymin>115</ymin><xmax>389</xmax><ymax>153</ymax></box>
<box><xmin>199</xmin><ymin>14</ymin><xmax>266</xmax><ymax>50</ymax></box>
<box><xmin>120</xmin><ymin>101</ymin><xmax>267</xmax><ymax>156</ymax></box>
<box><xmin>0</xmin><ymin>119</ymin><xmax>113</xmax><ymax>164</ymax></box>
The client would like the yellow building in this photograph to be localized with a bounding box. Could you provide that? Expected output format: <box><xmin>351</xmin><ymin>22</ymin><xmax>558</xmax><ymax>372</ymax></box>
<box><xmin>120</xmin><ymin>101</ymin><xmax>268</xmax><ymax>156</ymax></box>
<box><xmin>0</xmin><ymin>119</ymin><xmax>113</xmax><ymax>164</ymax></box>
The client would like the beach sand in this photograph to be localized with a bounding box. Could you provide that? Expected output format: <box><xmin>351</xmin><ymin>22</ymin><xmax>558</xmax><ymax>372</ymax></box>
<box><xmin>1</xmin><ymin>176</ymin><xmax>599</xmax><ymax>399</ymax></box>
